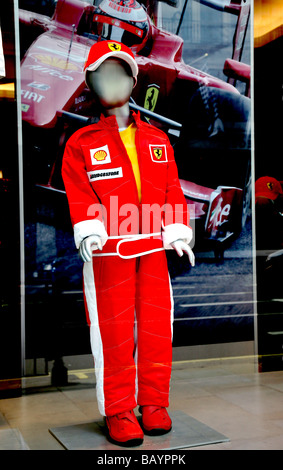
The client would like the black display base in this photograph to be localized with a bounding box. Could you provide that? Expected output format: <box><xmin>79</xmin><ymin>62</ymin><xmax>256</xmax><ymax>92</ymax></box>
<box><xmin>49</xmin><ymin>410</ymin><xmax>229</xmax><ymax>450</ymax></box>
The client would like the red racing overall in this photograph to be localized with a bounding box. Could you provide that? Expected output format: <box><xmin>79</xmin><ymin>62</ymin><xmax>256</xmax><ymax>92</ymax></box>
<box><xmin>62</xmin><ymin>112</ymin><xmax>192</xmax><ymax>417</ymax></box>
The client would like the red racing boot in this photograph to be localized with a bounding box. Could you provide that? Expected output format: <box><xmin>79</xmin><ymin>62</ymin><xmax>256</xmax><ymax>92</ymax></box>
<box><xmin>139</xmin><ymin>406</ymin><xmax>172</xmax><ymax>435</ymax></box>
<box><xmin>106</xmin><ymin>410</ymin><xmax>144</xmax><ymax>447</ymax></box>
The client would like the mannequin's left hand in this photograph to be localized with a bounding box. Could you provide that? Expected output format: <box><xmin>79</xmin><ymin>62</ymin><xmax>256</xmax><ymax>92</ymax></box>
<box><xmin>171</xmin><ymin>240</ymin><xmax>195</xmax><ymax>267</ymax></box>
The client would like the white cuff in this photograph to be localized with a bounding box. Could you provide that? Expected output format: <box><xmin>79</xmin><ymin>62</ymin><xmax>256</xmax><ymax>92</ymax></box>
<box><xmin>162</xmin><ymin>223</ymin><xmax>193</xmax><ymax>249</ymax></box>
<box><xmin>73</xmin><ymin>219</ymin><xmax>108</xmax><ymax>249</ymax></box>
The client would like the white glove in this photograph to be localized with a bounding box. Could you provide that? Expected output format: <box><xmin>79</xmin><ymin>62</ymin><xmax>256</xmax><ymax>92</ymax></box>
<box><xmin>79</xmin><ymin>235</ymin><xmax>102</xmax><ymax>263</ymax></box>
<box><xmin>171</xmin><ymin>239</ymin><xmax>195</xmax><ymax>267</ymax></box>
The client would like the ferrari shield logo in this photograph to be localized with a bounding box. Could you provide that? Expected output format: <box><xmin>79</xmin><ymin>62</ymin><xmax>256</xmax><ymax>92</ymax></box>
<box><xmin>149</xmin><ymin>144</ymin><xmax>167</xmax><ymax>162</ymax></box>
<box><xmin>154</xmin><ymin>148</ymin><xmax>163</xmax><ymax>159</ymax></box>
<box><xmin>108</xmin><ymin>42</ymin><xmax>122</xmax><ymax>52</ymax></box>
<box><xmin>144</xmin><ymin>85</ymin><xmax>160</xmax><ymax>112</ymax></box>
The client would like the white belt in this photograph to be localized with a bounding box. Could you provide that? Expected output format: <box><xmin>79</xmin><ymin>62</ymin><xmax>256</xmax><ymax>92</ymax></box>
<box><xmin>92</xmin><ymin>232</ymin><xmax>164</xmax><ymax>259</ymax></box>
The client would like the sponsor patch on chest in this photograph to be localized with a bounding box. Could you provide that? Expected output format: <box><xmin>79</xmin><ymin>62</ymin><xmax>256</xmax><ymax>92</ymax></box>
<box><xmin>90</xmin><ymin>144</ymin><xmax>111</xmax><ymax>165</ymax></box>
<box><xmin>87</xmin><ymin>167</ymin><xmax>123</xmax><ymax>182</ymax></box>
<box><xmin>149</xmin><ymin>144</ymin><xmax>167</xmax><ymax>162</ymax></box>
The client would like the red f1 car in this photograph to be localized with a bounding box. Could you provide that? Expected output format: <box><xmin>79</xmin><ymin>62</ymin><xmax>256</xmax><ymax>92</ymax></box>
<box><xmin>19</xmin><ymin>0</ymin><xmax>251</xmax><ymax>255</ymax></box>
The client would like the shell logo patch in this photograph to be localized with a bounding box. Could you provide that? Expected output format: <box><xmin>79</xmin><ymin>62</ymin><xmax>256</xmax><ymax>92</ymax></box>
<box><xmin>93</xmin><ymin>150</ymin><xmax>107</xmax><ymax>161</ymax></box>
<box><xmin>90</xmin><ymin>145</ymin><xmax>111</xmax><ymax>165</ymax></box>
<box><xmin>108</xmin><ymin>42</ymin><xmax>122</xmax><ymax>52</ymax></box>
<box><xmin>149</xmin><ymin>144</ymin><xmax>167</xmax><ymax>162</ymax></box>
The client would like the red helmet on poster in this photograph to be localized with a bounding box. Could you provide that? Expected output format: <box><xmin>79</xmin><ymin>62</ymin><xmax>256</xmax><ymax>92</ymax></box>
<box><xmin>92</xmin><ymin>0</ymin><xmax>150</xmax><ymax>53</ymax></box>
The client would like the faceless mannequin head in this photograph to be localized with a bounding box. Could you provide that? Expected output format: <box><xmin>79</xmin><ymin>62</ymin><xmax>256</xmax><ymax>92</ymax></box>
<box><xmin>84</xmin><ymin>41</ymin><xmax>138</xmax><ymax>127</ymax></box>
<box><xmin>86</xmin><ymin>58</ymin><xmax>135</xmax><ymax>110</ymax></box>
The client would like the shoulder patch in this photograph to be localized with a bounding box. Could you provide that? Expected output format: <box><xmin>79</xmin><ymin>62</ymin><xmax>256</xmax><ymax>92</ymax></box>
<box><xmin>149</xmin><ymin>144</ymin><xmax>168</xmax><ymax>162</ymax></box>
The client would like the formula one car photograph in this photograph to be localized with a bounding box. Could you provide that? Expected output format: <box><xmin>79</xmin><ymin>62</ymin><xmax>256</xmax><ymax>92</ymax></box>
<box><xmin>16</xmin><ymin>0</ymin><xmax>252</xmax><ymax>370</ymax></box>
<box><xmin>19</xmin><ymin>0</ymin><xmax>251</xmax><ymax>251</ymax></box>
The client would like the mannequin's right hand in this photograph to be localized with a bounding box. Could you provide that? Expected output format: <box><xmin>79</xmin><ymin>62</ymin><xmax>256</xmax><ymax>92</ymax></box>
<box><xmin>79</xmin><ymin>235</ymin><xmax>102</xmax><ymax>263</ymax></box>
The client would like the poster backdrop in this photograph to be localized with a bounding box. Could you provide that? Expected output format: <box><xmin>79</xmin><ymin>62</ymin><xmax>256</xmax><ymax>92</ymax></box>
<box><xmin>254</xmin><ymin>0</ymin><xmax>283</xmax><ymax>371</ymax></box>
<box><xmin>16</xmin><ymin>0</ymin><xmax>254</xmax><ymax>377</ymax></box>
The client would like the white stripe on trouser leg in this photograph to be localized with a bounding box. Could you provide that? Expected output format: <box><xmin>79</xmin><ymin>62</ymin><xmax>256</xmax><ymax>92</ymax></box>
<box><xmin>168</xmin><ymin>272</ymin><xmax>174</xmax><ymax>396</ymax></box>
<box><xmin>168</xmin><ymin>273</ymin><xmax>174</xmax><ymax>340</ymax></box>
<box><xmin>83</xmin><ymin>262</ymin><xmax>105</xmax><ymax>416</ymax></box>
<box><xmin>133</xmin><ymin>310</ymin><xmax>138</xmax><ymax>403</ymax></box>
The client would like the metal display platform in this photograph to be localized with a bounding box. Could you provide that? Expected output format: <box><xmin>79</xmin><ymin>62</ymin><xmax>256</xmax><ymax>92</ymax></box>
<box><xmin>49</xmin><ymin>410</ymin><xmax>229</xmax><ymax>450</ymax></box>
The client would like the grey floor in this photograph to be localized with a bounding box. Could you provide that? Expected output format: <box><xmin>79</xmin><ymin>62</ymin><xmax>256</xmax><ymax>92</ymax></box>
<box><xmin>1</xmin><ymin>344</ymin><xmax>283</xmax><ymax>450</ymax></box>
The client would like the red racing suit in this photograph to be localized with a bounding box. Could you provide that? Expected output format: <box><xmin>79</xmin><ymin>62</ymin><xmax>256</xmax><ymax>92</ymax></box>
<box><xmin>62</xmin><ymin>112</ymin><xmax>192</xmax><ymax>417</ymax></box>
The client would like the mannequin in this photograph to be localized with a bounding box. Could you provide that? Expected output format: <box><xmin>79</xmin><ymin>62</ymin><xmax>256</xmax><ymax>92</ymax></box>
<box><xmin>62</xmin><ymin>40</ymin><xmax>194</xmax><ymax>447</ymax></box>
